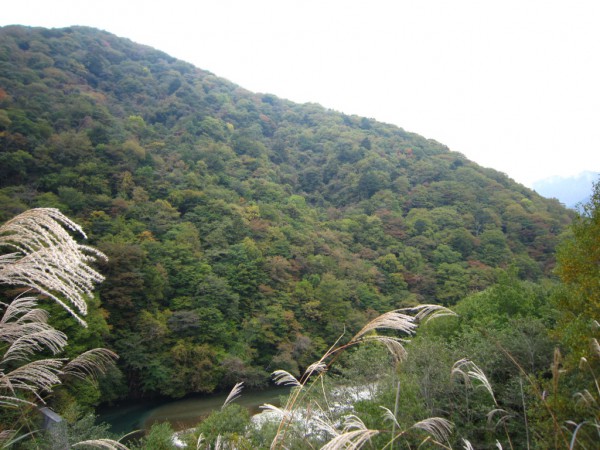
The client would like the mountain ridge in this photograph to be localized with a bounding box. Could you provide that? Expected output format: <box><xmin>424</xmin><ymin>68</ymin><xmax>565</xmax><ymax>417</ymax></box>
<box><xmin>0</xmin><ymin>25</ymin><xmax>573</xmax><ymax>398</ymax></box>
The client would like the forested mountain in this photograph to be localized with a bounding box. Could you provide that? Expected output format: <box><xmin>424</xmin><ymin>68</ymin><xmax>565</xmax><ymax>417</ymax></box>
<box><xmin>0</xmin><ymin>25</ymin><xmax>573</xmax><ymax>401</ymax></box>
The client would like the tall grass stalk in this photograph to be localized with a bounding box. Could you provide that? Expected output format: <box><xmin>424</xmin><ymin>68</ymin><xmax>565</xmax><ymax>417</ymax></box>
<box><xmin>0</xmin><ymin>209</ymin><xmax>122</xmax><ymax>448</ymax></box>
<box><xmin>479</xmin><ymin>327</ymin><xmax>571</xmax><ymax>449</ymax></box>
<box><xmin>267</xmin><ymin>305</ymin><xmax>456</xmax><ymax>449</ymax></box>
<box><xmin>519</xmin><ymin>377</ymin><xmax>530</xmax><ymax>450</ymax></box>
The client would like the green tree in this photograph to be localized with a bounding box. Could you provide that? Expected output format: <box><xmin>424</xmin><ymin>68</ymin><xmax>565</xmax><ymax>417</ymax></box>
<box><xmin>131</xmin><ymin>422</ymin><xmax>175</xmax><ymax>450</ymax></box>
<box><xmin>477</xmin><ymin>229</ymin><xmax>511</xmax><ymax>266</ymax></box>
<box><xmin>194</xmin><ymin>404</ymin><xmax>251</xmax><ymax>448</ymax></box>
<box><xmin>555</xmin><ymin>181</ymin><xmax>600</xmax><ymax>363</ymax></box>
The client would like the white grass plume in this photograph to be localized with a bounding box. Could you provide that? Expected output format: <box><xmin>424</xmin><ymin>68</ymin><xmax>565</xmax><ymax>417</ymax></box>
<box><xmin>1</xmin><ymin>297</ymin><xmax>68</xmax><ymax>368</ymax></box>
<box><xmin>411</xmin><ymin>304</ymin><xmax>458</xmax><ymax>323</ymax></box>
<box><xmin>566</xmin><ymin>420</ymin><xmax>600</xmax><ymax>449</ymax></box>
<box><xmin>343</xmin><ymin>414</ymin><xmax>369</xmax><ymax>432</ymax></box>
<box><xmin>222</xmin><ymin>381</ymin><xmax>244</xmax><ymax>409</ymax></box>
<box><xmin>2</xmin><ymin>326</ymin><xmax>67</xmax><ymax>363</ymax></box>
<box><xmin>0</xmin><ymin>208</ymin><xmax>106</xmax><ymax>327</ymax></box>
<box><xmin>353</xmin><ymin>311</ymin><xmax>417</xmax><ymax>340</ymax></box>
<box><xmin>196</xmin><ymin>434</ymin><xmax>205</xmax><ymax>450</ymax></box>
<box><xmin>0</xmin><ymin>295</ymin><xmax>45</xmax><ymax>324</ymax></box>
<box><xmin>591</xmin><ymin>338</ymin><xmax>600</xmax><ymax>358</ymax></box>
<box><xmin>380</xmin><ymin>406</ymin><xmax>400</xmax><ymax>429</ymax></box>
<box><xmin>356</xmin><ymin>335</ymin><xmax>409</xmax><ymax>362</ymax></box>
<box><xmin>1</xmin><ymin>297</ymin><xmax>68</xmax><ymax>364</ymax></box>
<box><xmin>411</xmin><ymin>417</ymin><xmax>453</xmax><ymax>443</ymax></box>
<box><xmin>451</xmin><ymin>358</ymin><xmax>496</xmax><ymax>404</ymax></box>
<box><xmin>486</xmin><ymin>408</ymin><xmax>512</xmax><ymax>429</ymax></box>
<box><xmin>63</xmin><ymin>348</ymin><xmax>118</xmax><ymax>381</ymax></box>
<box><xmin>1</xmin><ymin>358</ymin><xmax>64</xmax><ymax>396</ymax></box>
<box><xmin>72</xmin><ymin>439</ymin><xmax>129</xmax><ymax>449</ymax></box>
<box><xmin>350</xmin><ymin>305</ymin><xmax>455</xmax><ymax>359</ymax></box>
<box><xmin>214</xmin><ymin>434</ymin><xmax>223</xmax><ymax>450</ymax></box>
<box><xmin>303</xmin><ymin>361</ymin><xmax>327</xmax><ymax>378</ymax></box>
<box><xmin>573</xmin><ymin>389</ymin><xmax>597</xmax><ymax>408</ymax></box>
<box><xmin>321</xmin><ymin>429</ymin><xmax>379</xmax><ymax>450</ymax></box>
<box><xmin>313</xmin><ymin>416</ymin><xmax>339</xmax><ymax>437</ymax></box>
<box><xmin>1</xmin><ymin>290</ymin><xmax>115</xmax><ymax>401</ymax></box>
<box><xmin>0</xmin><ymin>394</ymin><xmax>37</xmax><ymax>408</ymax></box>
<box><xmin>320</xmin><ymin>415</ymin><xmax>378</xmax><ymax>450</ymax></box>
<box><xmin>272</xmin><ymin>369</ymin><xmax>301</xmax><ymax>387</ymax></box>
<box><xmin>0</xmin><ymin>210</ymin><xmax>120</xmax><ymax>446</ymax></box>
<box><xmin>259</xmin><ymin>403</ymin><xmax>291</xmax><ymax>420</ymax></box>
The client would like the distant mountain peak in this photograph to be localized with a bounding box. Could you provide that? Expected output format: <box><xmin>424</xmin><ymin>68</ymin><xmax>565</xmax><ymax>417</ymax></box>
<box><xmin>532</xmin><ymin>171</ymin><xmax>599</xmax><ymax>208</ymax></box>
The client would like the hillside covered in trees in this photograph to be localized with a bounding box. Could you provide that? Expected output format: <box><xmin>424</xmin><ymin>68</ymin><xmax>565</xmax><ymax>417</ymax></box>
<box><xmin>0</xmin><ymin>24</ymin><xmax>574</xmax><ymax>407</ymax></box>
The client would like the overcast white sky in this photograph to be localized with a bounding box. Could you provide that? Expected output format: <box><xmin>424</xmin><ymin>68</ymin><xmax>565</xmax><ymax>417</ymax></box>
<box><xmin>2</xmin><ymin>0</ymin><xmax>599</xmax><ymax>187</ymax></box>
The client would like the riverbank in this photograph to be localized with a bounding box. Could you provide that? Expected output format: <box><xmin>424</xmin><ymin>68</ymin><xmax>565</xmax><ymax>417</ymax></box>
<box><xmin>97</xmin><ymin>387</ymin><xmax>291</xmax><ymax>435</ymax></box>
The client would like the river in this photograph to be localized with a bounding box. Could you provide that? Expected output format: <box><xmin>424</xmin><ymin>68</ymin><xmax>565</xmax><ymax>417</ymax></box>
<box><xmin>98</xmin><ymin>386</ymin><xmax>291</xmax><ymax>435</ymax></box>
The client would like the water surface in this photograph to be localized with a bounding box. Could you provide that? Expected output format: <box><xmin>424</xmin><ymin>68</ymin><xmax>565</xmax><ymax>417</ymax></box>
<box><xmin>99</xmin><ymin>387</ymin><xmax>290</xmax><ymax>434</ymax></box>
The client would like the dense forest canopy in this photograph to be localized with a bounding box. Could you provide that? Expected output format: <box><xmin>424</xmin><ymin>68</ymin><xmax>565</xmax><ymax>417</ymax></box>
<box><xmin>0</xmin><ymin>25</ymin><xmax>574</xmax><ymax>405</ymax></box>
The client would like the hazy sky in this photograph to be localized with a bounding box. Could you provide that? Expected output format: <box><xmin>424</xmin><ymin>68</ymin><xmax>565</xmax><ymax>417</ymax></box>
<box><xmin>3</xmin><ymin>0</ymin><xmax>599</xmax><ymax>187</ymax></box>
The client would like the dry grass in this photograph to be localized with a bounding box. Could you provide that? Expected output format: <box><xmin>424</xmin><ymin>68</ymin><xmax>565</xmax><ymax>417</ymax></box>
<box><xmin>222</xmin><ymin>381</ymin><xmax>244</xmax><ymax>410</ymax></box>
<box><xmin>0</xmin><ymin>208</ymin><xmax>106</xmax><ymax>327</ymax></box>
<box><xmin>265</xmin><ymin>305</ymin><xmax>457</xmax><ymax>449</ymax></box>
<box><xmin>0</xmin><ymin>209</ymin><xmax>119</xmax><ymax>448</ymax></box>
<box><xmin>451</xmin><ymin>358</ymin><xmax>496</xmax><ymax>404</ymax></box>
<box><xmin>72</xmin><ymin>439</ymin><xmax>130</xmax><ymax>449</ymax></box>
